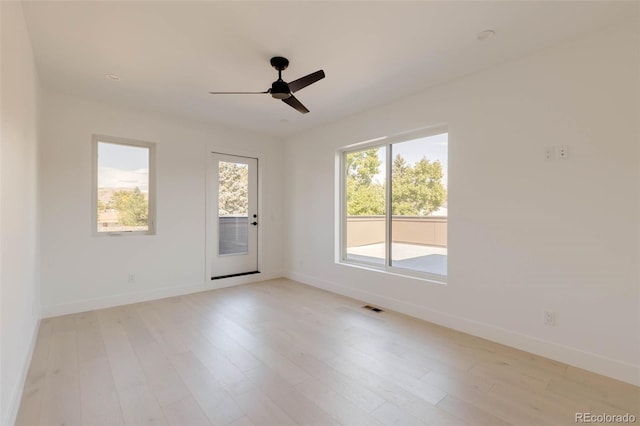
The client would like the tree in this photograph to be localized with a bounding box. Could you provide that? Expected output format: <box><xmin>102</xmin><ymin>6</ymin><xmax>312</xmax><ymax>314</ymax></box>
<box><xmin>345</xmin><ymin>149</ymin><xmax>385</xmax><ymax>216</ymax></box>
<box><xmin>345</xmin><ymin>149</ymin><xmax>447</xmax><ymax>217</ymax></box>
<box><xmin>392</xmin><ymin>154</ymin><xmax>446</xmax><ymax>216</ymax></box>
<box><xmin>218</xmin><ymin>162</ymin><xmax>248</xmax><ymax>216</ymax></box>
<box><xmin>346</xmin><ymin>149</ymin><xmax>382</xmax><ymax>186</ymax></box>
<box><xmin>97</xmin><ymin>199</ymin><xmax>107</xmax><ymax>224</ymax></box>
<box><xmin>112</xmin><ymin>187</ymin><xmax>148</xmax><ymax>226</ymax></box>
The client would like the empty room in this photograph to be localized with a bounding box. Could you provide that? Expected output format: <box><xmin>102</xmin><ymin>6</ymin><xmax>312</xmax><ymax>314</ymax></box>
<box><xmin>2</xmin><ymin>1</ymin><xmax>639</xmax><ymax>425</ymax></box>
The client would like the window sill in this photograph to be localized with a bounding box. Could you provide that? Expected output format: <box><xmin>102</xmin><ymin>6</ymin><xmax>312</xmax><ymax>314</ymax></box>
<box><xmin>94</xmin><ymin>231</ymin><xmax>155</xmax><ymax>237</ymax></box>
<box><xmin>336</xmin><ymin>259</ymin><xmax>447</xmax><ymax>285</ymax></box>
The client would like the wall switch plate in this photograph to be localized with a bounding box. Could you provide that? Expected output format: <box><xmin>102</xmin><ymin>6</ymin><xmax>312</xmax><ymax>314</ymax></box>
<box><xmin>544</xmin><ymin>147</ymin><xmax>555</xmax><ymax>162</ymax></box>
<box><xmin>128</xmin><ymin>273</ymin><xmax>136</xmax><ymax>283</ymax></box>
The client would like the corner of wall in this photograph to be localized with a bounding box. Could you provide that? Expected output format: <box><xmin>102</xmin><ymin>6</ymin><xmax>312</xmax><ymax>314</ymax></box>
<box><xmin>0</xmin><ymin>1</ymin><xmax>45</xmax><ymax>423</ymax></box>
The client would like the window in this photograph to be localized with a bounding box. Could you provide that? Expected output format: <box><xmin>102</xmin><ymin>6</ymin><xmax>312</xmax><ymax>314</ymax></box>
<box><xmin>341</xmin><ymin>129</ymin><xmax>448</xmax><ymax>281</ymax></box>
<box><xmin>93</xmin><ymin>135</ymin><xmax>155</xmax><ymax>235</ymax></box>
<box><xmin>218</xmin><ymin>160</ymin><xmax>249</xmax><ymax>255</ymax></box>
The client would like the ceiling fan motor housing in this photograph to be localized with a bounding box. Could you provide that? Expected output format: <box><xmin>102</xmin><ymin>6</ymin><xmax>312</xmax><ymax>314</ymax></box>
<box><xmin>271</xmin><ymin>80</ymin><xmax>291</xmax><ymax>99</ymax></box>
<box><xmin>270</xmin><ymin>56</ymin><xmax>289</xmax><ymax>71</ymax></box>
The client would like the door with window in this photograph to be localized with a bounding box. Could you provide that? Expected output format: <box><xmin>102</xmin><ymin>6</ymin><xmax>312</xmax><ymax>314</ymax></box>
<box><xmin>210</xmin><ymin>153</ymin><xmax>258</xmax><ymax>279</ymax></box>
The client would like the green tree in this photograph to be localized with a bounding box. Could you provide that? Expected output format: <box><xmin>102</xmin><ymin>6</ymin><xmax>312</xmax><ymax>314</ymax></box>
<box><xmin>346</xmin><ymin>149</ymin><xmax>382</xmax><ymax>186</ymax></box>
<box><xmin>392</xmin><ymin>154</ymin><xmax>446</xmax><ymax>216</ymax></box>
<box><xmin>112</xmin><ymin>187</ymin><xmax>148</xmax><ymax>226</ymax></box>
<box><xmin>97</xmin><ymin>199</ymin><xmax>107</xmax><ymax>223</ymax></box>
<box><xmin>345</xmin><ymin>149</ymin><xmax>447</xmax><ymax>217</ymax></box>
<box><xmin>346</xmin><ymin>149</ymin><xmax>385</xmax><ymax>216</ymax></box>
<box><xmin>218</xmin><ymin>162</ymin><xmax>248</xmax><ymax>216</ymax></box>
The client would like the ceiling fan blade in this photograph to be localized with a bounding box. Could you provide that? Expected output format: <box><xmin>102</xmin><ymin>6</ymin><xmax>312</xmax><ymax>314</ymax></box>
<box><xmin>209</xmin><ymin>91</ymin><xmax>270</xmax><ymax>95</ymax></box>
<box><xmin>288</xmin><ymin>70</ymin><xmax>325</xmax><ymax>93</ymax></box>
<box><xmin>282</xmin><ymin>95</ymin><xmax>310</xmax><ymax>114</ymax></box>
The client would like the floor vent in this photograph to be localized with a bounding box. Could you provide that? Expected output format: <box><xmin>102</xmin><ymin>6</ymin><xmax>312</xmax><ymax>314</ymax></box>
<box><xmin>363</xmin><ymin>305</ymin><xmax>384</xmax><ymax>313</ymax></box>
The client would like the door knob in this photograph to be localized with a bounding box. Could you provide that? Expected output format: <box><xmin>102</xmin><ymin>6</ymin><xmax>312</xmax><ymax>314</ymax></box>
<box><xmin>251</xmin><ymin>221</ymin><xmax>258</xmax><ymax>226</ymax></box>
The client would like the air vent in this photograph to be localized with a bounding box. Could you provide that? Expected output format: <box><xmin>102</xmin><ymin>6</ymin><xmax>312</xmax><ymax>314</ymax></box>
<box><xmin>362</xmin><ymin>305</ymin><xmax>384</xmax><ymax>313</ymax></box>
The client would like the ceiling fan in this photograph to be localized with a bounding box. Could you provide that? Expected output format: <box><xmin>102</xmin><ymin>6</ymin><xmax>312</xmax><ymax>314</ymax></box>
<box><xmin>209</xmin><ymin>57</ymin><xmax>325</xmax><ymax>114</ymax></box>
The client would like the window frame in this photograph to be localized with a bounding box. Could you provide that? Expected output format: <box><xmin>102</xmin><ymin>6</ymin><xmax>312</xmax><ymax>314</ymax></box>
<box><xmin>338</xmin><ymin>126</ymin><xmax>448</xmax><ymax>284</ymax></box>
<box><xmin>92</xmin><ymin>134</ymin><xmax>157</xmax><ymax>237</ymax></box>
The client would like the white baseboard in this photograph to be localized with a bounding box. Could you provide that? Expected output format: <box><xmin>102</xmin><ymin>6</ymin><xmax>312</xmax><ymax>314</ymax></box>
<box><xmin>3</xmin><ymin>318</ymin><xmax>40</xmax><ymax>426</ymax></box>
<box><xmin>285</xmin><ymin>270</ymin><xmax>640</xmax><ymax>387</ymax></box>
<box><xmin>41</xmin><ymin>271</ymin><xmax>283</xmax><ymax>318</ymax></box>
<box><xmin>41</xmin><ymin>283</ymin><xmax>207</xmax><ymax>318</ymax></box>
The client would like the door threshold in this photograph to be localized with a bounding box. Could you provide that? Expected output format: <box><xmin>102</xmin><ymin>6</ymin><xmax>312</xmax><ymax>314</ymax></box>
<box><xmin>211</xmin><ymin>270</ymin><xmax>260</xmax><ymax>280</ymax></box>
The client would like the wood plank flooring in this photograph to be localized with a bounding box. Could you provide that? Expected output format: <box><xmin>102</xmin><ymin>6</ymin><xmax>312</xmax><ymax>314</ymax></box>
<box><xmin>15</xmin><ymin>279</ymin><xmax>639</xmax><ymax>425</ymax></box>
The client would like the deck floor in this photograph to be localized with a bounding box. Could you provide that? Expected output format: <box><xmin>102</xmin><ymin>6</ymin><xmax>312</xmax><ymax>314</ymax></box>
<box><xmin>347</xmin><ymin>243</ymin><xmax>447</xmax><ymax>275</ymax></box>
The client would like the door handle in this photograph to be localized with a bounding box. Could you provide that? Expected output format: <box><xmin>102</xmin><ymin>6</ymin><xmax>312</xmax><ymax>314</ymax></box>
<box><xmin>251</xmin><ymin>221</ymin><xmax>258</xmax><ymax>226</ymax></box>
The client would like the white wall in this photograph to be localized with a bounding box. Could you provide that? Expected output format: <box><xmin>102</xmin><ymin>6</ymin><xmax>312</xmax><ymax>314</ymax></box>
<box><xmin>284</xmin><ymin>20</ymin><xmax>640</xmax><ymax>385</ymax></box>
<box><xmin>1</xmin><ymin>2</ymin><xmax>42</xmax><ymax>424</ymax></box>
<box><xmin>39</xmin><ymin>92</ymin><xmax>284</xmax><ymax>316</ymax></box>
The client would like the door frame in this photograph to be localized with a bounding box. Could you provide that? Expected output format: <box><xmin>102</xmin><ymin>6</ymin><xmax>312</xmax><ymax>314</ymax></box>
<box><xmin>205</xmin><ymin>146</ymin><xmax>265</xmax><ymax>288</ymax></box>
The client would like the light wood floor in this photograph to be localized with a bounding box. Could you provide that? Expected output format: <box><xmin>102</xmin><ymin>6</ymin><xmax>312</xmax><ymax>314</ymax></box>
<box><xmin>16</xmin><ymin>279</ymin><xmax>639</xmax><ymax>426</ymax></box>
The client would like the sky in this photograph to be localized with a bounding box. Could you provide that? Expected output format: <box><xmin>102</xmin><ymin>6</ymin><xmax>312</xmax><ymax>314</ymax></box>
<box><xmin>394</xmin><ymin>132</ymin><xmax>448</xmax><ymax>185</ymax></box>
<box><xmin>98</xmin><ymin>142</ymin><xmax>149</xmax><ymax>192</ymax></box>
<box><xmin>394</xmin><ymin>133</ymin><xmax>448</xmax><ymax>172</ymax></box>
<box><xmin>371</xmin><ymin>132</ymin><xmax>448</xmax><ymax>186</ymax></box>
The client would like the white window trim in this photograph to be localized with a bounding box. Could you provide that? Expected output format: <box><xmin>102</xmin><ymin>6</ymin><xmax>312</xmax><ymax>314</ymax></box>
<box><xmin>92</xmin><ymin>134</ymin><xmax>157</xmax><ymax>237</ymax></box>
<box><xmin>337</xmin><ymin>126</ymin><xmax>448</xmax><ymax>284</ymax></box>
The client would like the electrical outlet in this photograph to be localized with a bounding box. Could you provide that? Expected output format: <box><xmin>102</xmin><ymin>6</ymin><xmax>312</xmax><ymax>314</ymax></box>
<box><xmin>544</xmin><ymin>310</ymin><xmax>556</xmax><ymax>326</ymax></box>
<box><xmin>128</xmin><ymin>273</ymin><xmax>136</xmax><ymax>283</ymax></box>
<box><xmin>558</xmin><ymin>145</ymin><xmax>569</xmax><ymax>160</ymax></box>
<box><xmin>544</xmin><ymin>147</ymin><xmax>555</xmax><ymax>162</ymax></box>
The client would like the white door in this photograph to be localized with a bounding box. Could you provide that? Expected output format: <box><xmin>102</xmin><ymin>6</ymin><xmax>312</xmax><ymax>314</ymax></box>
<box><xmin>210</xmin><ymin>153</ymin><xmax>258</xmax><ymax>279</ymax></box>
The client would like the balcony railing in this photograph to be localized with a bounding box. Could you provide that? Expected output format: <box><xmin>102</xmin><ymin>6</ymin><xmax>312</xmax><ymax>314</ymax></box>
<box><xmin>346</xmin><ymin>216</ymin><xmax>447</xmax><ymax>247</ymax></box>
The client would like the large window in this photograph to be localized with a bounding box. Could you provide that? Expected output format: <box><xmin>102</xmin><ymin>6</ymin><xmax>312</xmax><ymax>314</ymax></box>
<box><xmin>93</xmin><ymin>135</ymin><xmax>155</xmax><ymax>235</ymax></box>
<box><xmin>341</xmin><ymin>129</ymin><xmax>448</xmax><ymax>280</ymax></box>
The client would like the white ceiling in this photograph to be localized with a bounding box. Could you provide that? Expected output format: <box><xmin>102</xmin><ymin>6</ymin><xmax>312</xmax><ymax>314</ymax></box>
<box><xmin>22</xmin><ymin>1</ymin><xmax>638</xmax><ymax>137</ymax></box>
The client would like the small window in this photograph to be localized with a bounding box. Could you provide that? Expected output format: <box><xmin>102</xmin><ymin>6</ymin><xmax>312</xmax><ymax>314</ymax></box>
<box><xmin>341</xmin><ymin>129</ymin><xmax>448</xmax><ymax>281</ymax></box>
<box><xmin>93</xmin><ymin>135</ymin><xmax>155</xmax><ymax>235</ymax></box>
